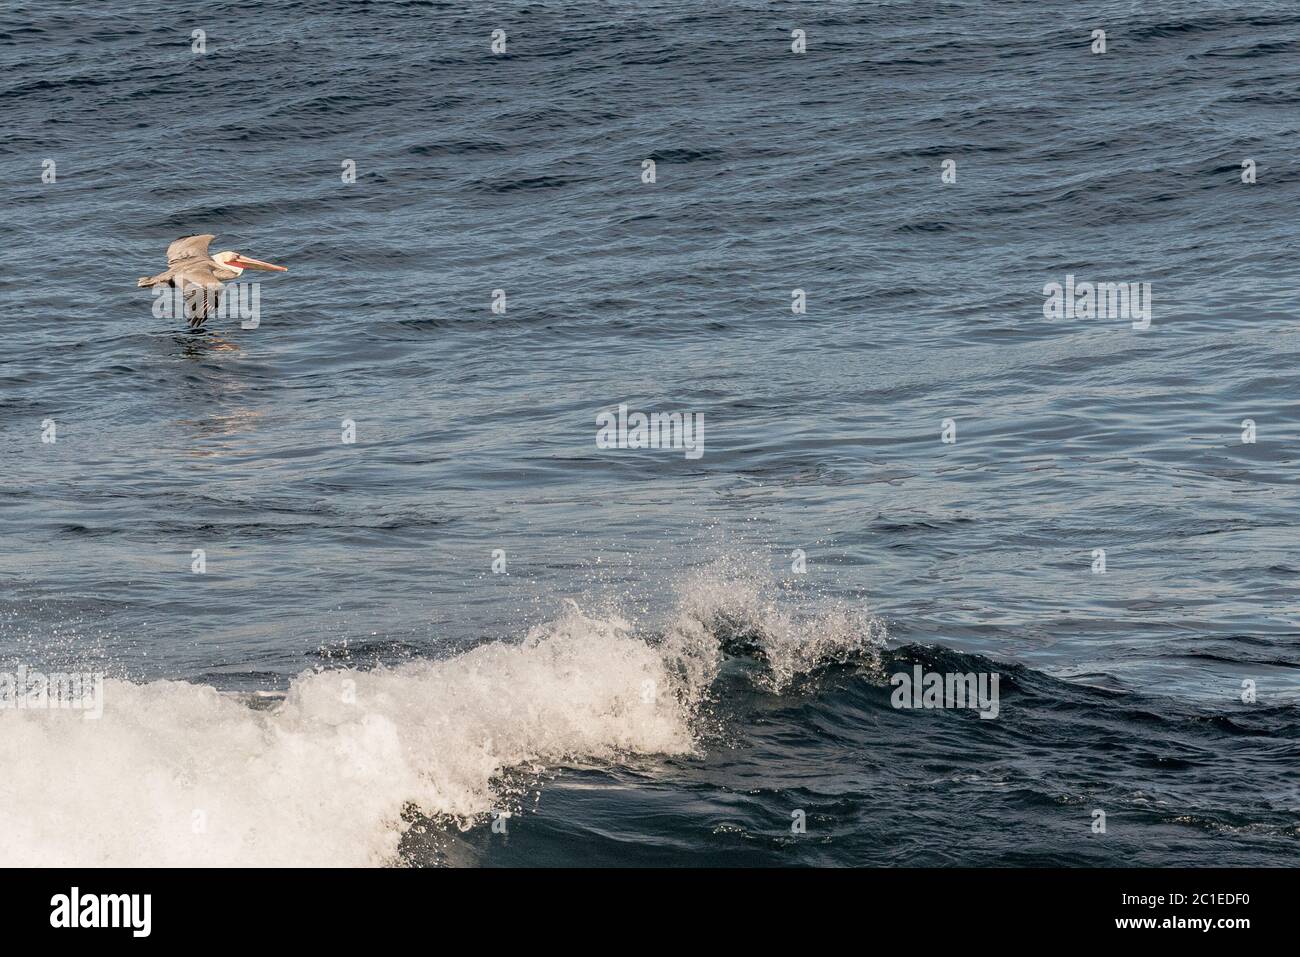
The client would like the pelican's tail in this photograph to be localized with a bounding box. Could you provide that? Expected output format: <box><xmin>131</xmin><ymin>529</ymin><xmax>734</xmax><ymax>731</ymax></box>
<box><xmin>137</xmin><ymin>271</ymin><xmax>171</xmax><ymax>288</ymax></box>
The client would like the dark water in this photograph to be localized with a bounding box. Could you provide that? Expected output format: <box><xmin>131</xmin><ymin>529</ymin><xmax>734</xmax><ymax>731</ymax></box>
<box><xmin>0</xmin><ymin>0</ymin><xmax>1296</xmax><ymax>866</ymax></box>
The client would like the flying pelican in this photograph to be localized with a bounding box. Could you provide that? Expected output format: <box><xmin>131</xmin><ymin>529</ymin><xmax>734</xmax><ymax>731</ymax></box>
<box><xmin>137</xmin><ymin>234</ymin><xmax>286</xmax><ymax>327</ymax></box>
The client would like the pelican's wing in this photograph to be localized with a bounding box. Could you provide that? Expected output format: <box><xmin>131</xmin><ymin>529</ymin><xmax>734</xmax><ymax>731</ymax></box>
<box><xmin>171</xmin><ymin>260</ymin><xmax>231</xmax><ymax>327</ymax></box>
<box><xmin>167</xmin><ymin>234</ymin><xmax>217</xmax><ymax>266</ymax></box>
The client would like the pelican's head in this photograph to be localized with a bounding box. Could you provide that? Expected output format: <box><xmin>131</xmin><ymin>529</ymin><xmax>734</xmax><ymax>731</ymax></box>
<box><xmin>212</xmin><ymin>250</ymin><xmax>288</xmax><ymax>276</ymax></box>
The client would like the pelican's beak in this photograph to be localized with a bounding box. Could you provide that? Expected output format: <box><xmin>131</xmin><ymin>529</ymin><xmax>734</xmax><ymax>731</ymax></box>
<box><xmin>231</xmin><ymin>255</ymin><xmax>287</xmax><ymax>272</ymax></box>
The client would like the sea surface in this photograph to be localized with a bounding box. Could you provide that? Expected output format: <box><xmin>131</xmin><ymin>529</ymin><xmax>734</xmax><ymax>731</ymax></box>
<box><xmin>0</xmin><ymin>0</ymin><xmax>1297</xmax><ymax>866</ymax></box>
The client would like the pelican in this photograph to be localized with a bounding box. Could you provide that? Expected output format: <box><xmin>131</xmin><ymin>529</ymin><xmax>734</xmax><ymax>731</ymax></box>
<box><xmin>137</xmin><ymin>234</ymin><xmax>286</xmax><ymax>327</ymax></box>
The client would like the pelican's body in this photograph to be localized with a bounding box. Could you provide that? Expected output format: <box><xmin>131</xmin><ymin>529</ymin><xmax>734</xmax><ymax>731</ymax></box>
<box><xmin>138</xmin><ymin>234</ymin><xmax>286</xmax><ymax>327</ymax></box>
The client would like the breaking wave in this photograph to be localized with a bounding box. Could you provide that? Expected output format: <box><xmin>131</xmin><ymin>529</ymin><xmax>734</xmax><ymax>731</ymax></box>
<box><xmin>0</xmin><ymin>571</ymin><xmax>885</xmax><ymax>866</ymax></box>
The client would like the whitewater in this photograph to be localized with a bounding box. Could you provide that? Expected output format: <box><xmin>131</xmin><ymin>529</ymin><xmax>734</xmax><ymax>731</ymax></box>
<box><xmin>0</xmin><ymin>574</ymin><xmax>885</xmax><ymax>866</ymax></box>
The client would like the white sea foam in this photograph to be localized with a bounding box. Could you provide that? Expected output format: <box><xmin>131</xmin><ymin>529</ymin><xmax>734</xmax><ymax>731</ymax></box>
<box><xmin>0</xmin><ymin>576</ymin><xmax>883</xmax><ymax>867</ymax></box>
<box><xmin>670</xmin><ymin>565</ymin><xmax>887</xmax><ymax>692</ymax></box>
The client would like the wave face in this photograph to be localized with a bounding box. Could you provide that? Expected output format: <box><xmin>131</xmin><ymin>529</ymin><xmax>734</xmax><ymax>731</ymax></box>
<box><xmin>4</xmin><ymin>571</ymin><xmax>1296</xmax><ymax>867</ymax></box>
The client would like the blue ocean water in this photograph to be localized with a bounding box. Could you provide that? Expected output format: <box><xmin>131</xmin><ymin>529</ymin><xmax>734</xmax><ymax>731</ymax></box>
<box><xmin>0</xmin><ymin>0</ymin><xmax>1296</xmax><ymax>866</ymax></box>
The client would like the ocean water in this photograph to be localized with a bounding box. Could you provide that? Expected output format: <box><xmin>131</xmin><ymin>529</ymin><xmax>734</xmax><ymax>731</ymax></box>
<box><xmin>1</xmin><ymin>0</ymin><xmax>1297</xmax><ymax>866</ymax></box>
